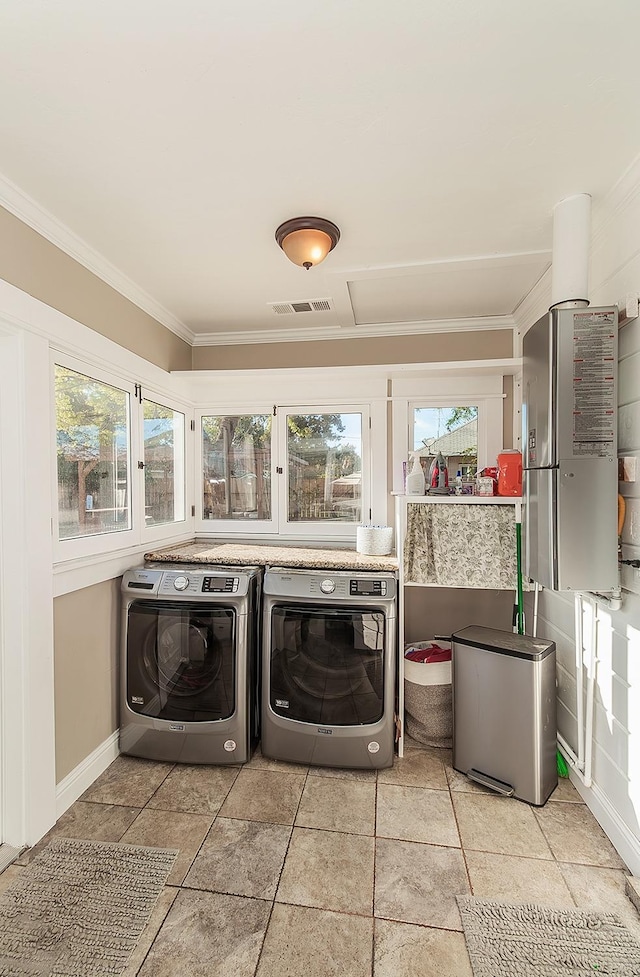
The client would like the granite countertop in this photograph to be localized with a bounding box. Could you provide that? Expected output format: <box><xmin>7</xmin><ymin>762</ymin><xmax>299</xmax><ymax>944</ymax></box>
<box><xmin>144</xmin><ymin>539</ymin><xmax>398</xmax><ymax>572</ymax></box>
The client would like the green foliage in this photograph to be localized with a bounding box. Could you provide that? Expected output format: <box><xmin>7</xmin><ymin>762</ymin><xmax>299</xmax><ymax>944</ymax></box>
<box><xmin>287</xmin><ymin>414</ymin><xmax>345</xmax><ymax>442</ymax></box>
<box><xmin>445</xmin><ymin>406</ymin><xmax>478</xmax><ymax>432</ymax></box>
<box><xmin>55</xmin><ymin>365</ymin><xmax>127</xmax><ymax>461</ymax></box>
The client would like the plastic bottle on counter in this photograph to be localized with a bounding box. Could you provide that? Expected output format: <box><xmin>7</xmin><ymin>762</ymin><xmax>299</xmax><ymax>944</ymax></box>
<box><xmin>406</xmin><ymin>452</ymin><xmax>426</xmax><ymax>495</ymax></box>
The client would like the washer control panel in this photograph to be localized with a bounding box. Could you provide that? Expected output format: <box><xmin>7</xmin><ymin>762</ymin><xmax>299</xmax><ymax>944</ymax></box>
<box><xmin>264</xmin><ymin>568</ymin><xmax>396</xmax><ymax>602</ymax></box>
<box><xmin>122</xmin><ymin>567</ymin><xmax>253</xmax><ymax>599</ymax></box>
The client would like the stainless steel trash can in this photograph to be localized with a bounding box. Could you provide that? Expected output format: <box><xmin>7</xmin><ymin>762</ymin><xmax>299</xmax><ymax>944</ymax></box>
<box><xmin>452</xmin><ymin>626</ymin><xmax>557</xmax><ymax>806</ymax></box>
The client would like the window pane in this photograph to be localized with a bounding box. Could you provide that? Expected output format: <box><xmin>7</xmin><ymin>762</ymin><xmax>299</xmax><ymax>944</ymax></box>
<box><xmin>202</xmin><ymin>414</ymin><xmax>271</xmax><ymax>520</ymax></box>
<box><xmin>287</xmin><ymin>413</ymin><xmax>362</xmax><ymax>523</ymax></box>
<box><xmin>143</xmin><ymin>399</ymin><xmax>185</xmax><ymax>526</ymax></box>
<box><xmin>413</xmin><ymin>406</ymin><xmax>478</xmax><ymax>478</ymax></box>
<box><xmin>55</xmin><ymin>365</ymin><xmax>130</xmax><ymax>539</ymax></box>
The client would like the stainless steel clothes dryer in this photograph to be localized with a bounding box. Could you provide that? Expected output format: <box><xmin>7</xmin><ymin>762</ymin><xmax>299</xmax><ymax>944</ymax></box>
<box><xmin>261</xmin><ymin>567</ymin><xmax>397</xmax><ymax>769</ymax></box>
<box><xmin>120</xmin><ymin>564</ymin><xmax>261</xmax><ymax>764</ymax></box>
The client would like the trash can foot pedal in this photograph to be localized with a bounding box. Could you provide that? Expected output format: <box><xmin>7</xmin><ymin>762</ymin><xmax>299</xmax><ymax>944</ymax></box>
<box><xmin>467</xmin><ymin>769</ymin><xmax>515</xmax><ymax>797</ymax></box>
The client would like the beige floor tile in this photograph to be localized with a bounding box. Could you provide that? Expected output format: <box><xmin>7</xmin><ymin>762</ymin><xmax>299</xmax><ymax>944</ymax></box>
<box><xmin>219</xmin><ymin>768</ymin><xmax>306</xmax><ymax>824</ymax></box>
<box><xmin>375</xmin><ymin>838</ymin><xmax>469</xmax><ymax>930</ymax></box>
<box><xmin>0</xmin><ymin>864</ymin><xmax>24</xmax><ymax>895</ymax></box>
<box><xmin>184</xmin><ymin>817</ymin><xmax>291</xmax><ymax>900</ymax></box>
<box><xmin>560</xmin><ymin>863</ymin><xmax>640</xmax><ymax>941</ymax></box>
<box><xmin>465</xmin><ymin>850</ymin><xmax>576</xmax><ymax>907</ymax></box>
<box><xmin>121</xmin><ymin>886</ymin><xmax>178</xmax><ymax>977</ymax></box>
<box><xmin>534</xmin><ymin>801</ymin><xmax>627</xmax><ymax>868</ymax></box>
<box><xmin>295</xmin><ymin>777</ymin><xmax>376</xmax><ymax>835</ymax></box>
<box><xmin>276</xmin><ymin>827</ymin><xmax>374</xmax><ymax>915</ymax></box>
<box><xmin>376</xmin><ymin>784</ymin><xmax>460</xmax><ymax>847</ymax></box>
<box><xmin>256</xmin><ymin>903</ymin><xmax>373</xmax><ymax>977</ymax></box>
<box><xmin>144</xmin><ymin>764</ymin><xmax>240</xmax><ymax>815</ymax></box>
<box><xmin>139</xmin><ymin>889</ymin><xmax>270</xmax><ymax>977</ymax></box>
<box><xmin>308</xmin><ymin>764</ymin><xmax>378</xmax><ymax>782</ymax></box>
<box><xmin>452</xmin><ymin>792</ymin><xmax>553</xmax><ymax>859</ymax></box>
<box><xmin>82</xmin><ymin>756</ymin><xmax>174</xmax><ymax>807</ymax></box>
<box><xmin>374</xmin><ymin>918</ymin><xmax>473</xmax><ymax>977</ymax></box>
<box><xmin>246</xmin><ymin>745</ymin><xmax>309</xmax><ymax>775</ymax></box>
<box><xmin>548</xmin><ymin>777</ymin><xmax>584</xmax><ymax>803</ymax></box>
<box><xmin>120</xmin><ymin>809</ymin><xmax>213</xmax><ymax>884</ymax></box>
<box><xmin>14</xmin><ymin>801</ymin><xmax>140</xmax><ymax>864</ymax></box>
<box><xmin>378</xmin><ymin>749</ymin><xmax>448</xmax><ymax>789</ymax></box>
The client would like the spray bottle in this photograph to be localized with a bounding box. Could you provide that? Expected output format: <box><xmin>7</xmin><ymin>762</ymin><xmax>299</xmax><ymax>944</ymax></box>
<box><xmin>406</xmin><ymin>451</ymin><xmax>426</xmax><ymax>495</ymax></box>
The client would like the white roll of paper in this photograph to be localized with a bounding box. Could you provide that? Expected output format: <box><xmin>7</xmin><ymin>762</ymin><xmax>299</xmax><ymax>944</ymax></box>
<box><xmin>356</xmin><ymin>525</ymin><xmax>393</xmax><ymax>556</ymax></box>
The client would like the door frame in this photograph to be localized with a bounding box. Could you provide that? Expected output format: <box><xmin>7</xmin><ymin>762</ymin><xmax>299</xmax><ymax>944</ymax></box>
<box><xmin>0</xmin><ymin>328</ymin><xmax>57</xmax><ymax>852</ymax></box>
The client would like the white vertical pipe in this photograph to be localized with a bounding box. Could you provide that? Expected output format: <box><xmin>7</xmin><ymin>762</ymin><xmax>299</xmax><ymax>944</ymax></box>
<box><xmin>550</xmin><ymin>193</ymin><xmax>591</xmax><ymax>309</ymax></box>
<box><xmin>574</xmin><ymin>593</ymin><xmax>585</xmax><ymax>771</ymax></box>
<box><xmin>532</xmin><ymin>581</ymin><xmax>539</xmax><ymax>638</ymax></box>
<box><xmin>583</xmin><ymin>596</ymin><xmax>597</xmax><ymax>789</ymax></box>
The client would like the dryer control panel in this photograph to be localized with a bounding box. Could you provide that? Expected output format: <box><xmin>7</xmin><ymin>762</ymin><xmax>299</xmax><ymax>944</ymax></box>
<box><xmin>122</xmin><ymin>566</ymin><xmax>255</xmax><ymax>599</ymax></box>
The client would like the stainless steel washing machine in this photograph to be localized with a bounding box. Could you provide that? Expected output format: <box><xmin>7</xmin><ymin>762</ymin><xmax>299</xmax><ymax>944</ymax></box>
<box><xmin>120</xmin><ymin>564</ymin><xmax>261</xmax><ymax>764</ymax></box>
<box><xmin>261</xmin><ymin>567</ymin><xmax>397</xmax><ymax>769</ymax></box>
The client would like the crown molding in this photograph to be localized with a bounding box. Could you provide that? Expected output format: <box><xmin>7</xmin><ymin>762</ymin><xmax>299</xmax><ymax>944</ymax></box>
<box><xmin>0</xmin><ymin>171</ymin><xmax>194</xmax><ymax>346</ymax></box>
<box><xmin>190</xmin><ymin>314</ymin><xmax>516</xmax><ymax>346</ymax></box>
<box><xmin>592</xmin><ymin>149</ymin><xmax>640</xmax><ymax>247</ymax></box>
<box><xmin>512</xmin><ymin>266</ymin><xmax>551</xmax><ymax>336</ymax></box>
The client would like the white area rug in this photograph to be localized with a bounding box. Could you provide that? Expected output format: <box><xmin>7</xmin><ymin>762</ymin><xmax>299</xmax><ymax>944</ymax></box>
<box><xmin>457</xmin><ymin>895</ymin><xmax>640</xmax><ymax>976</ymax></box>
<box><xmin>0</xmin><ymin>837</ymin><xmax>177</xmax><ymax>976</ymax></box>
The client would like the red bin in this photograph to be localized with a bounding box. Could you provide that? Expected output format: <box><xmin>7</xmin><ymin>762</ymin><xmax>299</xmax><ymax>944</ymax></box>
<box><xmin>497</xmin><ymin>450</ymin><xmax>522</xmax><ymax>497</ymax></box>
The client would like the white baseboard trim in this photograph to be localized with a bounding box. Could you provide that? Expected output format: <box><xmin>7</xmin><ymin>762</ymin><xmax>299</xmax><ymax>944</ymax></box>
<box><xmin>570</xmin><ymin>772</ymin><xmax>640</xmax><ymax>877</ymax></box>
<box><xmin>55</xmin><ymin>731</ymin><xmax>120</xmax><ymax>820</ymax></box>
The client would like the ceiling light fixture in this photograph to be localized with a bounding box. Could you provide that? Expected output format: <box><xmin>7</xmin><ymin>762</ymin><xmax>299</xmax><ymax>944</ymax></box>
<box><xmin>275</xmin><ymin>216</ymin><xmax>340</xmax><ymax>270</ymax></box>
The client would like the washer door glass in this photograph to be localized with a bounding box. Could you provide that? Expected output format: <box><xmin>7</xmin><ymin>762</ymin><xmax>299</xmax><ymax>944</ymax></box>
<box><xmin>269</xmin><ymin>606</ymin><xmax>385</xmax><ymax>725</ymax></box>
<box><xmin>126</xmin><ymin>600</ymin><xmax>236</xmax><ymax>721</ymax></box>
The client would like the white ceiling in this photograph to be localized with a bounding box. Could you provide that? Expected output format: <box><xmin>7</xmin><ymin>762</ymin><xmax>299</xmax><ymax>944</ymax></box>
<box><xmin>1</xmin><ymin>0</ymin><xmax>639</xmax><ymax>346</ymax></box>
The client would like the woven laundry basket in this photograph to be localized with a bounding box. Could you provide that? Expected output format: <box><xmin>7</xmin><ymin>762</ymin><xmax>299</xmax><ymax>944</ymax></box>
<box><xmin>404</xmin><ymin>641</ymin><xmax>452</xmax><ymax>748</ymax></box>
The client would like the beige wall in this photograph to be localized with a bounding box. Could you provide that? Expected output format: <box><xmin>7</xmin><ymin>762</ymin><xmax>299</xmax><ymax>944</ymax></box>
<box><xmin>0</xmin><ymin>205</ymin><xmax>191</xmax><ymax>372</ymax></box>
<box><xmin>53</xmin><ymin>579</ymin><xmax>120</xmax><ymax>783</ymax></box>
<box><xmin>404</xmin><ymin>587</ymin><xmax>514</xmax><ymax>644</ymax></box>
<box><xmin>192</xmin><ymin>329</ymin><xmax>514</xmax><ymax>370</ymax></box>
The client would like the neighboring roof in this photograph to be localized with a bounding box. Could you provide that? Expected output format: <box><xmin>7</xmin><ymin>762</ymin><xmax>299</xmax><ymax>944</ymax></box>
<box><xmin>424</xmin><ymin>418</ymin><xmax>477</xmax><ymax>457</ymax></box>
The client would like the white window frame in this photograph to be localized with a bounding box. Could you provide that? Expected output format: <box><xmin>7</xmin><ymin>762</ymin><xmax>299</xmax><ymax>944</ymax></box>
<box><xmin>195</xmin><ymin>402</ymin><xmax>374</xmax><ymax>541</ymax></box>
<box><xmin>52</xmin><ymin>353</ymin><xmax>137</xmax><ymax>561</ymax></box>
<box><xmin>196</xmin><ymin>407</ymin><xmax>279</xmax><ymax>536</ymax></box>
<box><xmin>52</xmin><ymin>353</ymin><xmax>193</xmax><ymax>562</ymax></box>
<box><xmin>391</xmin><ymin>376</ymin><xmax>504</xmax><ymax>494</ymax></box>
<box><xmin>278</xmin><ymin>403</ymin><xmax>371</xmax><ymax>541</ymax></box>
<box><xmin>138</xmin><ymin>389</ymin><xmax>189</xmax><ymax>545</ymax></box>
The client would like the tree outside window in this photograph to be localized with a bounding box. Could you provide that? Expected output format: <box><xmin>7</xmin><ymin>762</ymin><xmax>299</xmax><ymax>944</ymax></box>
<box><xmin>55</xmin><ymin>365</ymin><xmax>130</xmax><ymax>539</ymax></box>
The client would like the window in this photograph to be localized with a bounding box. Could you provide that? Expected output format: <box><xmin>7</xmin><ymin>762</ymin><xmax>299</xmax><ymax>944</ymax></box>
<box><xmin>285</xmin><ymin>412</ymin><xmax>362</xmax><ymax>525</ymax></box>
<box><xmin>55</xmin><ymin>365</ymin><xmax>131</xmax><ymax>539</ymax></box>
<box><xmin>54</xmin><ymin>359</ymin><xmax>190</xmax><ymax>557</ymax></box>
<box><xmin>143</xmin><ymin>399</ymin><xmax>185</xmax><ymax>526</ymax></box>
<box><xmin>198</xmin><ymin>405</ymin><xmax>370</xmax><ymax>538</ymax></box>
<box><xmin>201</xmin><ymin>413</ymin><xmax>272</xmax><ymax>522</ymax></box>
<box><xmin>413</xmin><ymin>406</ymin><xmax>478</xmax><ymax>480</ymax></box>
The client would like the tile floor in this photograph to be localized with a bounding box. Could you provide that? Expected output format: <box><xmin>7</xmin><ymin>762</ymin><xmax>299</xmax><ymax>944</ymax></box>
<box><xmin>2</xmin><ymin>737</ymin><xmax>639</xmax><ymax>977</ymax></box>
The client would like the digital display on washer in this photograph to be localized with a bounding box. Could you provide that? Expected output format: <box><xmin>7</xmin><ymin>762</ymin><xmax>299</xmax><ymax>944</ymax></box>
<box><xmin>127</xmin><ymin>581</ymin><xmax>155</xmax><ymax>590</ymax></box>
<box><xmin>202</xmin><ymin>576</ymin><xmax>238</xmax><ymax>593</ymax></box>
<box><xmin>350</xmin><ymin>579</ymin><xmax>387</xmax><ymax>596</ymax></box>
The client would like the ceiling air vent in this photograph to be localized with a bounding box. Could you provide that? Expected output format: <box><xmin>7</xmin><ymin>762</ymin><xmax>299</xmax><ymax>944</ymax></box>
<box><xmin>268</xmin><ymin>298</ymin><xmax>334</xmax><ymax>315</ymax></box>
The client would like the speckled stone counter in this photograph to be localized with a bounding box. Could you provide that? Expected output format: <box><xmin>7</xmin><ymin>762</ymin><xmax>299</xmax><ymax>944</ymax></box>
<box><xmin>144</xmin><ymin>540</ymin><xmax>398</xmax><ymax>572</ymax></box>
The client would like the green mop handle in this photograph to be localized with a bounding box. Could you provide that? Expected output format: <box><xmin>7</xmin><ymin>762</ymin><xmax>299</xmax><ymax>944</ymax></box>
<box><xmin>515</xmin><ymin>519</ymin><xmax>525</xmax><ymax>636</ymax></box>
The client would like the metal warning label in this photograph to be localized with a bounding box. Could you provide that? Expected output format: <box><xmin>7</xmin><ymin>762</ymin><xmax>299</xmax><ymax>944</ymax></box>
<box><xmin>572</xmin><ymin>311</ymin><xmax>616</xmax><ymax>457</ymax></box>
